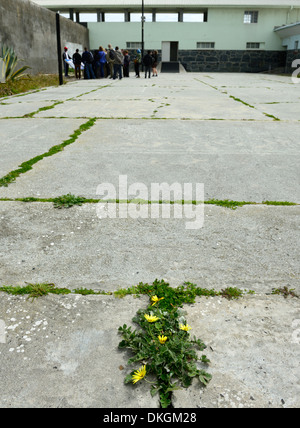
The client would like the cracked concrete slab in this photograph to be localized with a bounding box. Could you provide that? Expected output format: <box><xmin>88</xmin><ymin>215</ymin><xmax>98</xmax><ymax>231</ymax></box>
<box><xmin>0</xmin><ymin>202</ymin><xmax>298</xmax><ymax>293</ymax></box>
<box><xmin>173</xmin><ymin>294</ymin><xmax>300</xmax><ymax>408</ymax></box>
<box><xmin>0</xmin><ymin>117</ymin><xmax>299</xmax><ymax>202</ymax></box>
<box><xmin>0</xmin><ymin>293</ymin><xmax>159</xmax><ymax>408</ymax></box>
<box><xmin>0</xmin><ymin>119</ymin><xmax>86</xmax><ymax>176</ymax></box>
<box><xmin>0</xmin><ymin>100</ymin><xmax>55</xmax><ymax>118</ymax></box>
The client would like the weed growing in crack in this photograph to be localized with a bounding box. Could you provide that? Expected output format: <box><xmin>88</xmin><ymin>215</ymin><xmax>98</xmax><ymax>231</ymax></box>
<box><xmin>271</xmin><ymin>286</ymin><xmax>298</xmax><ymax>299</ymax></box>
<box><xmin>118</xmin><ymin>279</ymin><xmax>212</xmax><ymax>408</ymax></box>
<box><xmin>53</xmin><ymin>193</ymin><xmax>87</xmax><ymax>209</ymax></box>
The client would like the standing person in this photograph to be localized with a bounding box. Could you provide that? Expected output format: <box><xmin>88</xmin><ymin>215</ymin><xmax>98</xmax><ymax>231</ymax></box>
<box><xmin>123</xmin><ymin>50</ymin><xmax>130</xmax><ymax>77</ymax></box>
<box><xmin>106</xmin><ymin>44</ymin><xmax>115</xmax><ymax>79</ymax></box>
<box><xmin>82</xmin><ymin>47</ymin><xmax>96</xmax><ymax>79</ymax></box>
<box><xmin>152</xmin><ymin>50</ymin><xmax>158</xmax><ymax>76</ymax></box>
<box><xmin>63</xmin><ymin>47</ymin><xmax>71</xmax><ymax>77</ymax></box>
<box><xmin>93</xmin><ymin>49</ymin><xmax>101</xmax><ymax>78</ymax></box>
<box><xmin>113</xmin><ymin>46</ymin><xmax>123</xmax><ymax>80</ymax></box>
<box><xmin>134</xmin><ymin>49</ymin><xmax>141</xmax><ymax>78</ymax></box>
<box><xmin>143</xmin><ymin>50</ymin><xmax>153</xmax><ymax>78</ymax></box>
<box><xmin>72</xmin><ymin>49</ymin><xmax>82</xmax><ymax>79</ymax></box>
<box><xmin>98</xmin><ymin>46</ymin><xmax>107</xmax><ymax>78</ymax></box>
<box><xmin>104</xmin><ymin>49</ymin><xmax>110</xmax><ymax>77</ymax></box>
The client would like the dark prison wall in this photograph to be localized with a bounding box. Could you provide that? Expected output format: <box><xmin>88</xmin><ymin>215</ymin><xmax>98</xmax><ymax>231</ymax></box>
<box><xmin>0</xmin><ymin>0</ymin><xmax>89</xmax><ymax>74</ymax></box>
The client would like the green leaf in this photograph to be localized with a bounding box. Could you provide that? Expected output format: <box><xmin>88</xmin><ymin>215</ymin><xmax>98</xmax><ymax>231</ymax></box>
<box><xmin>159</xmin><ymin>392</ymin><xmax>172</xmax><ymax>408</ymax></box>
<box><xmin>124</xmin><ymin>373</ymin><xmax>134</xmax><ymax>384</ymax></box>
<box><xmin>198</xmin><ymin>370</ymin><xmax>212</xmax><ymax>386</ymax></box>
<box><xmin>201</xmin><ymin>355</ymin><xmax>211</xmax><ymax>364</ymax></box>
<box><xmin>150</xmin><ymin>386</ymin><xmax>160</xmax><ymax>397</ymax></box>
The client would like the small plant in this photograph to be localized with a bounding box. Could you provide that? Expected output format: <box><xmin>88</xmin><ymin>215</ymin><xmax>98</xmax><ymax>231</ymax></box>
<box><xmin>271</xmin><ymin>286</ymin><xmax>298</xmax><ymax>299</ymax></box>
<box><xmin>0</xmin><ymin>283</ymin><xmax>71</xmax><ymax>300</ymax></box>
<box><xmin>72</xmin><ymin>288</ymin><xmax>112</xmax><ymax>296</ymax></box>
<box><xmin>205</xmin><ymin>198</ymin><xmax>254</xmax><ymax>210</ymax></box>
<box><xmin>53</xmin><ymin>193</ymin><xmax>87</xmax><ymax>209</ymax></box>
<box><xmin>118</xmin><ymin>280</ymin><xmax>212</xmax><ymax>408</ymax></box>
<box><xmin>1</xmin><ymin>45</ymin><xmax>30</xmax><ymax>82</ymax></box>
<box><xmin>220</xmin><ymin>287</ymin><xmax>244</xmax><ymax>300</ymax></box>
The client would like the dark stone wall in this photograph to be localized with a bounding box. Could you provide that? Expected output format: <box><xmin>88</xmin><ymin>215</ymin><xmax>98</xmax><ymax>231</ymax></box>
<box><xmin>286</xmin><ymin>50</ymin><xmax>300</xmax><ymax>74</ymax></box>
<box><xmin>178</xmin><ymin>49</ymin><xmax>287</xmax><ymax>73</ymax></box>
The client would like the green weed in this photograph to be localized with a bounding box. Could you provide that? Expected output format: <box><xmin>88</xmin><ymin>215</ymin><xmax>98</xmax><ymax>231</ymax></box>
<box><xmin>0</xmin><ymin>283</ymin><xmax>71</xmax><ymax>300</ymax></box>
<box><xmin>118</xmin><ymin>279</ymin><xmax>212</xmax><ymax>408</ymax></box>
<box><xmin>53</xmin><ymin>193</ymin><xmax>87</xmax><ymax>209</ymax></box>
<box><xmin>271</xmin><ymin>286</ymin><xmax>298</xmax><ymax>299</ymax></box>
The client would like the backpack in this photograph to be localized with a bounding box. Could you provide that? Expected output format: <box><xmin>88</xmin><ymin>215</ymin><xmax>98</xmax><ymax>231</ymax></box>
<box><xmin>109</xmin><ymin>49</ymin><xmax>115</xmax><ymax>60</ymax></box>
<box><xmin>88</xmin><ymin>51</ymin><xmax>94</xmax><ymax>64</ymax></box>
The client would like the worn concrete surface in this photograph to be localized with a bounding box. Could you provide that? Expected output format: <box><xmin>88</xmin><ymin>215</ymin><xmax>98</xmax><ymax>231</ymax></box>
<box><xmin>0</xmin><ymin>72</ymin><xmax>299</xmax><ymax>408</ymax></box>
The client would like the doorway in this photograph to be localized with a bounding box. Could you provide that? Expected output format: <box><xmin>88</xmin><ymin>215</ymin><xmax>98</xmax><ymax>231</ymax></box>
<box><xmin>161</xmin><ymin>41</ymin><xmax>178</xmax><ymax>61</ymax></box>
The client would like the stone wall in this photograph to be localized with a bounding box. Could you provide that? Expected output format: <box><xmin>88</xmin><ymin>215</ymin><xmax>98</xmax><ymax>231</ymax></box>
<box><xmin>178</xmin><ymin>49</ymin><xmax>287</xmax><ymax>73</ymax></box>
<box><xmin>0</xmin><ymin>0</ymin><xmax>89</xmax><ymax>75</ymax></box>
<box><xmin>286</xmin><ymin>50</ymin><xmax>300</xmax><ymax>74</ymax></box>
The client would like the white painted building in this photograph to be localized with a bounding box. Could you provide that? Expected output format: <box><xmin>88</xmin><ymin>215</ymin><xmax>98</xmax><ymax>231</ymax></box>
<box><xmin>31</xmin><ymin>1</ymin><xmax>300</xmax><ymax>72</ymax></box>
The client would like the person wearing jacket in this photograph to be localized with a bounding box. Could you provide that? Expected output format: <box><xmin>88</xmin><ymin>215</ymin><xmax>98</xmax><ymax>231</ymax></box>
<box><xmin>123</xmin><ymin>50</ymin><xmax>130</xmax><ymax>77</ymax></box>
<box><xmin>72</xmin><ymin>49</ymin><xmax>82</xmax><ymax>79</ymax></box>
<box><xmin>106</xmin><ymin>44</ymin><xmax>115</xmax><ymax>78</ymax></box>
<box><xmin>62</xmin><ymin>47</ymin><xmax>71</xmax><ymax>77</ymax></box>
<box><xmin>82</xmin><ymin>47</ymin><xmax>96</xmax><ymax>79</ymax></box>
<box><xmin>152</xmin><ymin>50</ymin><xmax>158</xmax><ymax>77</ymax></box>
<box><xmin>113</xmin><ymin>46</ymin><xmax>123</xmax><ymax>80</ymax></box>
<box><xmin>98</xmin><ymin>46</ymin><xmax>107</xmax><ymax>78</ymax></box>
<box><xmin>134</xmin><ymin>49</ymin><xmax>141</xmax><ymax>78</ymax></box>
<box><xmin>143</xmin><ymin>50</ymin><xmax>153</xmax><ymax>78</ymax></box>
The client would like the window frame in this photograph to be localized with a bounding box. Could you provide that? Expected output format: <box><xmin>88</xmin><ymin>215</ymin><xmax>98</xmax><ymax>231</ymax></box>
<box><xmin>126</xmin><ymin>42</ymin><xmax>142</xmax><ymax>49</ymax></box>
<box><xmin>197</xmin><ymin>42</ymin><xmax>215</xmax><ymax>49</ymax></box>
<box><xmin>246</xmin><ymin>42</ymin><xmax>261</xmax><ymax>49</ymax></box>
<box><xmin>244</xmin><ymin>11</ymin><xmax>258</xmax><ymax>24</ymax></box>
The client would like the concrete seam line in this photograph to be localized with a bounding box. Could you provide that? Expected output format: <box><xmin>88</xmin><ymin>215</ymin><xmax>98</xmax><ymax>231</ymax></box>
<box><xmin>0</xmin><ymin>117</ymin><xmax>97</xmax><ymax>187</ymax></box>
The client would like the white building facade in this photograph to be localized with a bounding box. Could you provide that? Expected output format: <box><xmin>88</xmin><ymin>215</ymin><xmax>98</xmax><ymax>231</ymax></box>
<box><xmin>32</xmin><ymin>0</ymin><xmax>300</xmax><ymax>72</ymax></box>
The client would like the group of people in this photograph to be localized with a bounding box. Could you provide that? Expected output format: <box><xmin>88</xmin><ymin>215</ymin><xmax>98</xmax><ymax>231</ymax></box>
<box><xmin>63</xmin><ymin>46</ymin><xmax>158</xmax><ymax>80</ymax></box>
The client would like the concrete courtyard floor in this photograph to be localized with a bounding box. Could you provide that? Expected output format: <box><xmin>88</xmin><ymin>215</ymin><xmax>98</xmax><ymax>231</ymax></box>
<box><xmin>0</xmin><ymin>72</ymin><xmax>299</xmax><ymax>409</ymax></box>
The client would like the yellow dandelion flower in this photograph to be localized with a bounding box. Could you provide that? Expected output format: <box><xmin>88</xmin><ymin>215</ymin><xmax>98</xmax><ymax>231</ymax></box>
<box><xmin>158</xmin><ymin>335</ymin><xmax>168</xmax><ymax>344</ymax></box>
<box><xmin>151</xmin><ymin>295</ymin><xmax>164</xmax><ymax>306</ymax></box>
<box><xmin>144</xmin><ymin>314</ymin><xmax>160</xmax><ymax>322</ymax></box>
<box><xmin>179</xmin><ymin>323</ymin><xmax>192</xmax><ymax>332</ymax></box>
<box><xmin>132</xmin><ymin>365</ymin><xmax>147</xmax><ymax>384</ymax></box>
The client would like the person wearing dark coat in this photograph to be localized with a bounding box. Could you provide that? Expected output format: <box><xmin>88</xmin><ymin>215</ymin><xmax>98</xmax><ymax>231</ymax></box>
<box><xmin>143</xmin><ymin>50</ymin><xmax>153</xmax><ymax>78</ymax></box>
<box><xmin>72</xmin><ymin>49</ymin><xmax>82</xmax><ymax>79</ymax></box>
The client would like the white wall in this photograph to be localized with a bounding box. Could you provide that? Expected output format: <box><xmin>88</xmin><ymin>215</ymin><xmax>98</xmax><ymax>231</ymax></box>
<box><xmin>88</xmin><ymin>7</ymin><xmax>293</xmax><ymax>51</ymax></box>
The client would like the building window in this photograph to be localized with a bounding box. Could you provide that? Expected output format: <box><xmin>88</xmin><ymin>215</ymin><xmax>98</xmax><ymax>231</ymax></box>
<box><xmin>156</xmin><ymin>13</ymin><xmax>178</xmax><ymax>22</ymax></box>
<box><xmin>183</xmin><ymin>13</ymin><xmax>205</xmax><ymax>22</ymax></box>
<box><xmin>246</xmin><ymin>42</ymin><xmax>261</xmax><ymax>49</ymax></box>
<box><xmin>130</xmin><ymin>13</ymin><xmax>152</xmax><ymax>22</ymax></box>
<box><xmin>78</xmin><ymin>13</ymin><xmax>97</xmax><ymax>22</ymax></box>
<box><xmin>105</xmin><ymin>13</ymin><xmax>125</xmax><ymax>22</ymax></box>
<box><xmin>126</xmin><ymin>42</ymin><xmax>142</xmax><ymax>49</ymax></box>
<box><xmin>244</xmin><ymin>11</ymin><xmax>258</xmax><ymax>24</ymax></box>
<box><xmin>197</xmin><ymin>42</ymin><xmax>215</xmax><ymax>49</ymax></box>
